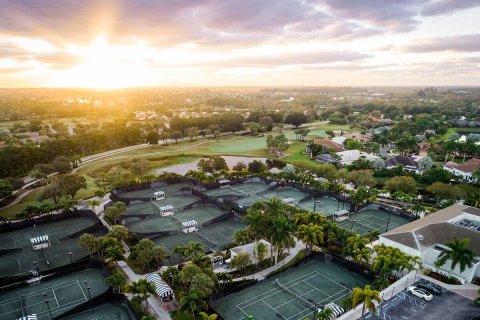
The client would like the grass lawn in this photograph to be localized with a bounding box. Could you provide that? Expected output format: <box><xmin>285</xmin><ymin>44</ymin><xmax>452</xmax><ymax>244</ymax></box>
<box><xmin>374</xmin><ymin>176</ymin><xmax>391</xmax><ymax>186</ymax></box>
<box><xmin>0</xmin><ymin>123</ymin><xmax>357</xmax><ymax>219</ymax></box>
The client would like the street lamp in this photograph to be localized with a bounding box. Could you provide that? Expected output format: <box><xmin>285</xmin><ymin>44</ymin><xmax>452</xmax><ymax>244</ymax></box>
<box><xmin>43</xmin><ymin>293</ymin><xmax>53</xmax><ymax>319</ymax></box>
<box><xmin>68</xmin><ymin>251</ymin><xmax>73</xmax><ymax>263</ymax></box>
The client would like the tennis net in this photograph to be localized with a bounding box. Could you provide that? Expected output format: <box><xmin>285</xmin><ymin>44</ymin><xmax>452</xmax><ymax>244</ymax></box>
<box><xmin>18</xmin><ymin>293</ymin><xmax>26</xmax><ymax>318</ymax></box>
<box><xmin>194</xmin><ymin>231</ymin><xmax>215</xmax><ymax>246</ymax></box>
<box><xmin>276</xmin><ymin>279</ymin><xmax>315</xmax><ymax>310</ymax></box>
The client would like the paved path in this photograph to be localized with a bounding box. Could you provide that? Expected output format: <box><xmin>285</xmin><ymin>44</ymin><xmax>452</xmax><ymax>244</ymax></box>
<box><xmin>232</xmin><ymin>238</ymin><xmax>305</xmax><ymax>282</ymax></box>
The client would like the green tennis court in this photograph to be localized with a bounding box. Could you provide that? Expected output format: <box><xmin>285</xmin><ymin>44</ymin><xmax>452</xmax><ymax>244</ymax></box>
<box><xmin>336</xmin><ymin>209</ymin><xmax>411</xmax><ymax>235</ymax></box>
<box><xmin>205</xmin><ymin>182</ymin><xmax>271</xmax><ymax>198</ymax></box>
<box><xmin>299</xmin><ymin>197</ymin><xmax>351</xmax><ymax>217</ymax></box>
<box><xmin>154</xmin><ymin>220</ymin><xmax>245</xmax><ymax>253</ymax></box>
<box><xmin>0</xmin><ymin>216</ymin><xmax>99</xmax><ymax>279</ymax></box>
<box><xmin>124</xmin><ymin>194</ymin><xmax>199</xmax><ymax>216</ymax></box>
<box><xmin>0</xmin><ymin>268</ymin><xmax>109</xmax><ymax>320</ymax></box>
<box><xmin>127</xmin><ymin>205</ymin><xmax>226</xmax><ymax>234</ymax></box>
<box><xmin>212</xmin><ymin>259</ymin><xmax>369</xmax><ymax>320</ymax></box>
<box><xmin>119</xmin><ymin>182</ymin><xmax>192</xmax><ymax>199</ymax></box>
<box><xmin>62</xmin><ymin>302</ymin><xmax>137</xmax><ymax>320</ymax></box>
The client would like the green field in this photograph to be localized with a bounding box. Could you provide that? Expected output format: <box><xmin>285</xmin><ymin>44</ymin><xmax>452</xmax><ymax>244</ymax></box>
<box><xmin>1</xmin><ymin>123</ymin><xmax>355</xmax><ymax>219</ymax></box>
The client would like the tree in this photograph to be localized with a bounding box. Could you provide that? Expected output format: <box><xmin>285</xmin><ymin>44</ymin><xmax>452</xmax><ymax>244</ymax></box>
<box><xmin>417</xmin><ymin>157</ymin><xmax>433</xmax><ymax>172</ymax></box>
<box><xmin>316</xmin><ymin>307</ymin><xmax>334</xmax><ymax>320</ymax></box>
<box><xmin>256</xmin><ymin>241</ymin><xmax>268</xmax><ymax>262</ymax></box>
<box><xmin>231</xmin><ymin>252</ymin><xmax>250</xmax><ymax>271</ymax></box>
<box><xmin>267</xmin><ymin>215</ymin><xmax>295</xmax><ymax>265</ymax></box>
<box><xmin>105</xmin><ymin>206</ymin><xmax>123</xmax><ymax>225</ymax></box>
<box><xmin>87</xmin><ymin>199</ymin><xmax>101</xmax><ymax>214</ymax></box>
<box><xmin>79</xmin><ymin>233</ymin><xmax>99</xmax><ymax>259</ymax></box>
<box><xmin>349</xmin><ymin>170</ymin><xmax>376</xmax><ymax>187</ymax></box>
<box><xmin>248</xmin><ymin>160</ymin><xmax>267</xmax><ymax>174</ymax></box>
<box><xmin>130</xmin><ymin>239</ymin><xmax>168</xmax><ymax>271</ymax></box>
<box><xmin>434</xmin><ymin>237</ymin><xmax>475</xmax><ymax>273</ymax></box>
<box><xmin>125</xmin><ymin>279</ymin><xmax>157</xmax><ymax>313</ymax></box>
<box><xmin>345</xmin><ymin>140</ymin><xmax>363</xmax><ymax>150</ymax></box>
<box><xmin>0</xmin><ymin>179</ymin><xmax>14</xmax><ymax>199</ymax></box>
<box><xmin>259</xmin><ymin>116</ymin><xmax>274</xmax><ymax>132</ymax></box>
<box><xmin>427</xmin><ymin>182</ymin><xmax>462</xmax><ymax>204</ymax></box>
<box><xmin>58</xmin><ymin>174</ymin><xmax>87</xmax><ymax>198</ymax></box>
<box><xmin>473</xmin><ymin>168</ymin><xmax>480</xmax><ymax>183</ymax></box>
<box><xmin>284</xmin><ymin>112</ymin><xmax>307</xmax><ymax>127</ymax></box>
<box><xmin>105</xmin><ymin>272</ymin><xmax>127</xmax><ymax>293</ymax></box>
<box><xmin>349</xmin><ymin>186</ymin><xmax>378</xmax><ymax>213</ymax></box>
<box><xmin>421</xmin><ymin>167</ymin><xmax>452</xmax><ymax>184</ymax></box>
<box><xmin>109</xmin><ymin>225</ymin><xmax>129</xmax><ymax>242</ymax></box>
<box><xmin>297</xmin><ymin>223</ymin><xmax>324</xmax><ymax>254</ymax></box>
<box><xmin>197</xmin><ymin>156</ymin><xmax>228</xmax><ymax>173</ymax></box>
<box><xmin>130</xmin><ymin>159</ymin><xmax>150</xmax><ymax>177</ymax></box>
<box><xmin>145</xmin><ymin>130</ymin><xmax>159</xmax><ymax>145</ymax></box>
<box><xmin>52</xmin><ymin>156</ymin><xmax>72</xmax><ymax>174</ymax></box>
<box><xmin>170</xmin><ymin>130</ymin><xmax>182</xmax><ymax>143</ymax></box>
<box><xmin>199</xmin><ymin>312</ymin><xmax>218</xmax><ymax>320</ymax></box>
<box><xmin>232</xmin><ymin>162</ymin><xmax>247</xmax><ymax>171</ymax></box>
<box><xmin>384</xmin><ymin>176</ymin><xmax>416</xmax><ymax>195</ymax></box>
<box><xmin>352</xmin><ymin>285</ymin><xmax>381</xmax><ymax>320</ymax></box>
<box><xmin>179</xmin><ymin>289</ymin><xmax>208</xmax><ymax>318</ymax></box>
<box><xmin>39</xmin><ymin>182</ymin><xmax>64</xmax><ymax>204</ymax></box>
<box><xmin>371</xmin><ymin>158</ymin><xmax>385</xmax><ymax>171</ymax></box>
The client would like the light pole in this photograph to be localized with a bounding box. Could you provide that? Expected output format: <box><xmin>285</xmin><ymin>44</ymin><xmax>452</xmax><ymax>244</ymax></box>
<box><xmin>68</xmin><ymin>251</ymin><xmax>73</xmax><ymax>263</ymax></box>
<box><xmin>385</xmin><ymin>211</ymin><xmax>392</xmax><ymax>232</ymax></box>
<box><xmin>43</xmin><ymin>293</ymin><xmax>53</xmax><ymax>319</ymax></box>
<box><xmin>84</xmin><ymin>280</ymin><xmax>92</xmax><ymax>301</ymax></box>
<box><xmin>350</xmin><ymin>220</ymin><xmax>357</xmax><ymax>231</ymax></box>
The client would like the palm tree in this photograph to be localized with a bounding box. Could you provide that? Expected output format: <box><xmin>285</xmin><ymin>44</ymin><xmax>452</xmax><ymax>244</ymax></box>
<box><xmin>316</xmin><ymin>307</ymin><xmax>333</xmax><ymax>320</ymax></box>
<box><xmin>125</xmin><ymin>279</ymin><xmax>157</xmax><ymax>313</ymax></box>
<box><xmin>242</xmin><ymin>208</ymin><xmax>265</xmax><ymax>264</ymax></box>
<box><xmin>87</xmin><ymin>199</ymin><xmax>101</xmax><ymax>214</ymax></box>
<box><xmin>296</xmin><ymin>223</ymin><xmax>324</xmax><ymax>254</ymax></box>
<box><xmin>352</xmin><ymin>285</ymin><xmax>381</xmax><ymax>319</ymax></box>
<box><xmin>434</xmin><ymin>237</ymin><xmax>475</xmax><ymax>273</ymax></box>
<box><xmin>267</xmin><ymin>215</ymin><xmax>294</xmax><ymax>265</ymax></box>
<box><xmin>179</xmin><ymin>289</ymin><xmax>208</xmax><ymax>318</ymax></box>
<box><xmin>199</xmin><ymin>312</ymin><xmax>218</xmax><ymax>320</ymax></box>
<box><xmin>184</xmin><ymin>241</ymin><xmax>205</xmax><ymax>260</ymax></box>
<box><xmin>105</xmin><ymin>272</ymin><xmax>127</xmax><ymax>293</ymax></box>
<box><xmin>105</xmin><ymin>245</ymin><xmax>125</xmax><ymax>266</ymax></box>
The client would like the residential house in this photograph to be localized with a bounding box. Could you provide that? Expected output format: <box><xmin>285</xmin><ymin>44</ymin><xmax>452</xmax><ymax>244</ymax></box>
<box><xmin>385</xmin><ymin>155</ymin><xmax>419</xmax><ymax>173</ymax></box>
<box><xmin>315</xmin><ymin>153</ymin><xmax>337</xmax><ymax>164</ymax></box>
<box><xmin>335</xmin><ymin>150</ymin><xmax>379</xmax><ymax>166</ymax></box>
<box><xmin>418</xmin><ymin>143</ymin><xmax>430</xmax><ymax>156</ymax></box>
<box><xmin>229</xmin><ymin>239</ymin><xmax>272</xmax><ymax>265</ymax></box>
<box><xmin>379</xmin><ymin>204</ymin><xmax>480</xmax><ymax>283</ymax></box>
<box><xmin>443</xmin><ymin>158</ymin><xmax>480</xmax><ymax>182</ymax></box>
<box><xmin>306</xmin><ymin>139</ymin><xmax>344</xmax><ymax>154</ymax></box>
<box><xmin>343</xmin><ymin>132</ymin><xmax>369</xmax><ymax>143</ymax></box>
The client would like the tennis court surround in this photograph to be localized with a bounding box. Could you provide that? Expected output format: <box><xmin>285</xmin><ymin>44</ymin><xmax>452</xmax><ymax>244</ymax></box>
<box><xmin>0</xmin><ymin>268</ymin><xmax>109</xmax><ymax>320</ymax></box>
<box><xmin>127</xmin><ymin>205</ymin><xmax>226</xmax><ymax>234</ymax></box>
<box><xmin>0</xmin><ymin>216</ymin><xmax>99</xmax><ymax>279</ymax></box>
<box><xmin>204</xmin><ymin>182</ymin><xmax>271</xmax><ymax>198</ymax></box>
<box><xmin>118</xmin><ymin>182</ymin><xmax>192</xmax><ymax>199</ymax></box>
<box><xmin>62</xmin><ymin>302</ymin><xmax>137</xmax><ymax>320</ymax></box>
<box><xmin>154</xmin><ymin>220</ymin><xmax>246</xmax><ymax>253</ymax></box>
<box><xmin>124</xmin><ymin>194</ymin><xmax>200</xmax><ymax>216</ymax></box>
<box><xmin>336</xmin><ymin>209</ymin><xmax>411</xmax><ymax>235</ymax></box>
<box><xmin>212</xmin><ymin>259</ymin><xmax>369</xmax><ymax>320</ymax></box>
<box><xmin>299</xmin><ymin>196</ymin><xmax>351</xmax><ymax>217</ymax></box>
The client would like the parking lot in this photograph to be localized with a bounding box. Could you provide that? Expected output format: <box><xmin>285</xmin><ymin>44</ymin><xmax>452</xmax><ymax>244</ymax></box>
<box><xmin>367</xmin><ymin>279</ymin><xmax>480</xmax><ymax>320</ymax></box>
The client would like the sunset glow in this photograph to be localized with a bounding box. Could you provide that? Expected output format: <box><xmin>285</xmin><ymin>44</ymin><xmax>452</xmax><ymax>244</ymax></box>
<box><xmin>0</xmin><ymin>1</ymin><xmax>479</xmax><ymax>87</ymax></box>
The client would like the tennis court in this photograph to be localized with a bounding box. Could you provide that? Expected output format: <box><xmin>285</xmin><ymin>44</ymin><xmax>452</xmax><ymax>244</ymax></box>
<box><xmin>127</xmin><ymin>205</ymin><xmax>226</xmax><ymax>234</ymax></box>
<box><xmin>260</xmin><ymin>187</ymin><xmax>306</xmax><ymax>204</ymax></box>
<box><xmin>0</xmin><ymin>268</ymin><xmax>109</xmax><ymax>320</ymax></box>
<box><xmin>0</xmin><ymin>216</ymin><xmax>99</xmax><ymax>279</ymax></box>
<box><xmin>62</xmin><ymin>302</ymin><xmax>137</xmax><ymax>320</ymax></box>
<box><xmin>336</xmin><ymin>209</ymin><xmax>411</xmax><ymax>235</ymax></box>
<box><xmin>299</xmin><ymin>196</ymin><xmax>351</xmax><ymax>217</ymax></box>
<box><xmin>124</xmin><ymin>194</ymin><xmax>199</xmax><ymax>216</ymax></box>
<box><xmin>205</xmin><ymin>182</ymin><xmax>271</xmax><ymax>198</ymax></box>
<box><xmin>154</xmin><ymin>219</ymin><xmax>246</xmax><ymax>254</ymax></box>
<box><xmin>119</xmin><ymin>182</ymin><xmax>192</xmax><ymax>199</ymax></box>
<box><xmin>212</xmin><ymin>259</ymin><xmax>369</xmax><ymax>320</ymax></box>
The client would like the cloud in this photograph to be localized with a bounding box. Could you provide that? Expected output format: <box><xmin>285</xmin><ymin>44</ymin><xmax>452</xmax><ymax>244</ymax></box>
<box><xmin>322</xmin><ymin>0</ymin><xmax>424</xmax><ymax>32</ymax></box>
<box><xmin>402</xmin><ymin>34</ymin><xmax>480</xmax><ymax>52</ymax></box>
<box><xmin>421</xmin><ymin>0</ymin><xmax>480</xmax><ymax>16</ymax></box>
<box><xmin>209</xmin><ymin>50</ymin><xmax>371</xmax><ymax>68</ymax></box>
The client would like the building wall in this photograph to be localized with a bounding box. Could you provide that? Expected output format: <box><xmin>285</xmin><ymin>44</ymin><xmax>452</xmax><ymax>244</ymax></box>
<box><xmin>378</xmin><ymin>236</ymin><xmax>420</xmax><ymax>257</ymax></box>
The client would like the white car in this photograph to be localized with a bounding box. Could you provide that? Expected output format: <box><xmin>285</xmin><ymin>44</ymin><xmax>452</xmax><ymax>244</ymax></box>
<box><xmin>407</xmin><ymin>286</ymin><xmax>433</xmax><ymax>301</ymax></box>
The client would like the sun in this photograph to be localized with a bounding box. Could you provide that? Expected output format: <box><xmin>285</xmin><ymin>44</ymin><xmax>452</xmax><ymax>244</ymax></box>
<box><xmin>47</xmin><ymin>36</ymin><xmax>144</xmax><ymax>88</ymax></box>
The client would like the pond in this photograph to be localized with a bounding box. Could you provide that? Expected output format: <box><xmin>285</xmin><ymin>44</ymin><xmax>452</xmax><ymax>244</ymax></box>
<box><xmin>152</xmin><ymin>156</ymin><xmax>268</xmax><ymax>175</ymax></box>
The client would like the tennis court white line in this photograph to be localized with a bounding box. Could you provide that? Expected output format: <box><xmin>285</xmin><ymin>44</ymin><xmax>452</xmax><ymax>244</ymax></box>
<box><xmin>76</xmin><ymin>279</ymin><xmax>88</xmax><ymax>301</ymax></box>
<box><xmin>52</xmin><ymin>289</ymin><xmax>59</xmax><ymax>307</ymax></box>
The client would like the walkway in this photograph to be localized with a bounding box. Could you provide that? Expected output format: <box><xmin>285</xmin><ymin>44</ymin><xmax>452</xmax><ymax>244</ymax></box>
<box><xmin>232</xmin><ymin>238</ymin><xmax>305</xmax><ymax>282</ymax></box>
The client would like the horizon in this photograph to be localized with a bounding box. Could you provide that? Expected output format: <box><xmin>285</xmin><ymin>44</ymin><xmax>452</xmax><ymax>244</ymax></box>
<box><xmin>0</xmin><ymin>1</ymin><xmax>480</xmax><ymax>88</ymax></box>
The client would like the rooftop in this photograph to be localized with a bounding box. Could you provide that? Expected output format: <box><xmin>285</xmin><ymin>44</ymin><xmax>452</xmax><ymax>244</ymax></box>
<box><xmin>444</xmin><ymin>158</ymin><xmax>480</xmax><ymax>174</ymax></box>
<box><xmin>382</xmin><ymin>205</ymin><xmax>480</xmax><ymax>254</ymax></box>
<box><xmin>313</xmin><ymin>139</ymin><xmax>344</xmax><ymax>152</ymax></box>
<box><xmin>385</xmin><ymin>155</ymin><xmax>418</xmax><ymax>168</ymax></box>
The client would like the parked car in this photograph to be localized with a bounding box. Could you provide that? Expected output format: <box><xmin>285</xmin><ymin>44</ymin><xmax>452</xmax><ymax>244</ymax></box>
<box><xmin>407</xmin><ymin>286</ymin><xmax>433</xmax><ymax>301</ymax></box>
<box><xmin>417</xmin><ymin>282</ymin><xmax>443</xmax><ymax>295</ymax></box>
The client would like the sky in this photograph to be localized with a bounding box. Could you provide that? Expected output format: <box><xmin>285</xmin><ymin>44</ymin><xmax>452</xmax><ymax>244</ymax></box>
<box><xmin>0</xmin><ymin>0</ymin><xmax>480</xmax><ymax>88</ymax></box>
